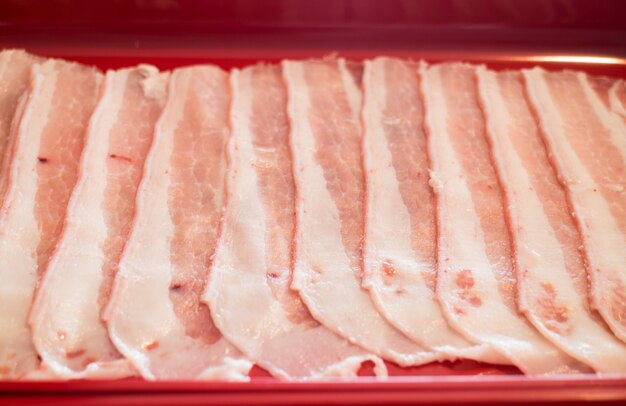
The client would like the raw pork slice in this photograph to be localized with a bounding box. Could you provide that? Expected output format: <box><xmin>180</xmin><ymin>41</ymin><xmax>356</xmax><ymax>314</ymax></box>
<box><xmin>104</xmin><ymin>65</ymin><xmax>252</xmax><ymax>380</ymax></box>
<box><xmin>0</xmin><ymin>59</ymin><xmax>103</xmax><ymax>379</ymax></box>
<box><xmin>0</xmin><ymin>50</ymin><xmax>42</xmax><ymax>204</ymax></box>
<box><xmin>421</xmin><ymin>63</ymin><xmax>585</xmax><ymax>375</ymax></box>
<box><xmin>609</xmin><ymin>80</ymin><xmax>626</xmax><ymax>120</ymax></box>
<box><xmin>523</xmin><ymin>68</ymin><xmax>626</xmax><ymax>344</ymax></box>
<box><xmin>361</xmin><ymin>57</ymin><xmax>504</xmax><ymax>363</ymax></box>
<box><xmin>478</xmin><ymin>67</ymin><xmax>626</xmax><ymax>373</ymax></box>
<box><xmin>204</xmin><ymin>64</ymin><xmax>386</xmax><ymax>380</ymax></box>
<box><xmin>29</xmin><ymin>65</ymin><xmax>168</xmax><ymax>378</ymax></box>
<box><xmin>583</xmin><ymin>74</ymin><xmax>626</xmax><ymax>124</ymax></box>
<box><xmin>282</xmin><ymin>58</ymin><xmax>438</xmax><ymax>367</ymax></box>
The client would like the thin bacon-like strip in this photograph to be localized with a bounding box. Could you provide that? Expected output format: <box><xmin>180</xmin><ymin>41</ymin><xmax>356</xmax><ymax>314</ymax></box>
<box><xmin>361</xmin><ymin>57</ymin><xmax>505</xmax><ymax>363</ymax></box>
<box><xmin>0</xmin><ymin>59</ymin><xmax>103</xmax><ymax>378</ymax></box>
<box><xmin>523</xmin><ymin>67</ymin><xmax>626</xmax><ymax>344</ymax></box>
<box><xmin>105</xmin><ymin>65</ymin><xmax>251</xmax><ymax>380</ymax></box>
<box><xmin>479</xmin><ymin>67</ymin><xmax>626</xmax><ymax>373</ymax></box>
<box><xmin>0</xmin><ymin>50</ymin><xmax>42</xmax><ymax>198</ymax></box>
<box><xmin>609</xmin><ymin>80</ymin><xmax>626</xmax><ymax>120</ymax></box>
<box><xmin>283</xmin><ymin>58</ymin><xmax>438</xmax><ymax>366</ymax></box>
<box><xmin>421</xmin><ymin>63</ymin><xmax>586</xmax><ymax>375</ymax></box>
<box><xmin>29</xmin><ymin>65</ymin><xmax>168</xmax><ymax>378</ymax></box>
<box><xmin>204</xmin><ymin>64</ymin><xmax>385</xmax><ymax>380</ymax></box>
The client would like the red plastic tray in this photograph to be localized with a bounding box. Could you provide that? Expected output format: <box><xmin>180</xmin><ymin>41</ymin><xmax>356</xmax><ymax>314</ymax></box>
<box><xmin>1</xmin><ymin>1</ymin><xmax>626</xmax><ymax>404</ymax></box>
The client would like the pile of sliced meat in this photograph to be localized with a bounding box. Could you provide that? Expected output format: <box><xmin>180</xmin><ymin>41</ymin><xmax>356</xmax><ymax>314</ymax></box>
<box><xmin>0</xmin><ymin>49</ymin><xmax>624</xmax><ymax>381</ymax></box>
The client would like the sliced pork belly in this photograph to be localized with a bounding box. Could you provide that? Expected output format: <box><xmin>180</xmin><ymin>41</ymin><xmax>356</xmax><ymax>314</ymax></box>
<box><xmin>523</xmin><ymin>68</ymin><xmax>626</xmax><ymax>344</ymax></box>
<box><xmin>361</xmin><ymin>57</ymin><xmax>503</xmax><ymax>363</ymax></box>
<box><xmin>104</xmin><ymin>65</ymin><xmax>252</xmax><ymax>380</ymax></box>
<box><xmin>478</xmin><ymin>68</ymin><xmax>626</xmax><ymax>373</ymax></box>
<box><xmin>0</xmin><ymin>50</ymin><xmax>42</xmax><ymax>203</ymax></box>
<box><xmin>586</xmin><ymin>76</ymin><xmax>626</xmax><ymax>126</ymax></box>
<box><xmin>420</xmin><ymin>63</ymin><xmax>585</xmax><ymax>375</ymax></box>
<box><xmin>204</xmin><ymin>64</ymin><xmax>386</xmax><ymax>380</ymax></box>
<box><xmin>282</xmin><ymin>58</ymin><xmax>438</xmax><ymax>367</ymax></box>
<box><xmin>609</xmin><ymin>80</ymin><xmax>626</xmax><ymax>119</ymax></box>
<box><xmin>29</xmin><ymin>65</ymin><xmax>168</xmax><ymax>378</ymax></box>
<box><xmin>0</xmin><ymin>59</ymin><xmax>103</xmax><ymax>379</ymax></box>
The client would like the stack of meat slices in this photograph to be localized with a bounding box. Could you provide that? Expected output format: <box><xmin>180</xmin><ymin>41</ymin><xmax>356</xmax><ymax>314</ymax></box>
<box><xmin>0</xmin><ymin>50</ymin><xmax>624</xmax><ymax>381</ymax></box>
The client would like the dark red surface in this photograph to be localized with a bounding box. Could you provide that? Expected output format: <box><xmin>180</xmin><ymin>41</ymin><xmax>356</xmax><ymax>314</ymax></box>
<box><xmin>1</xmin><ymin>374</ymin><xmax>625</xmax><ymax>406</ymax></box>
<box><xmin>1</xmin><ymin>0</ymin><xmax>626</xmax><ymax>404</ymax></box>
